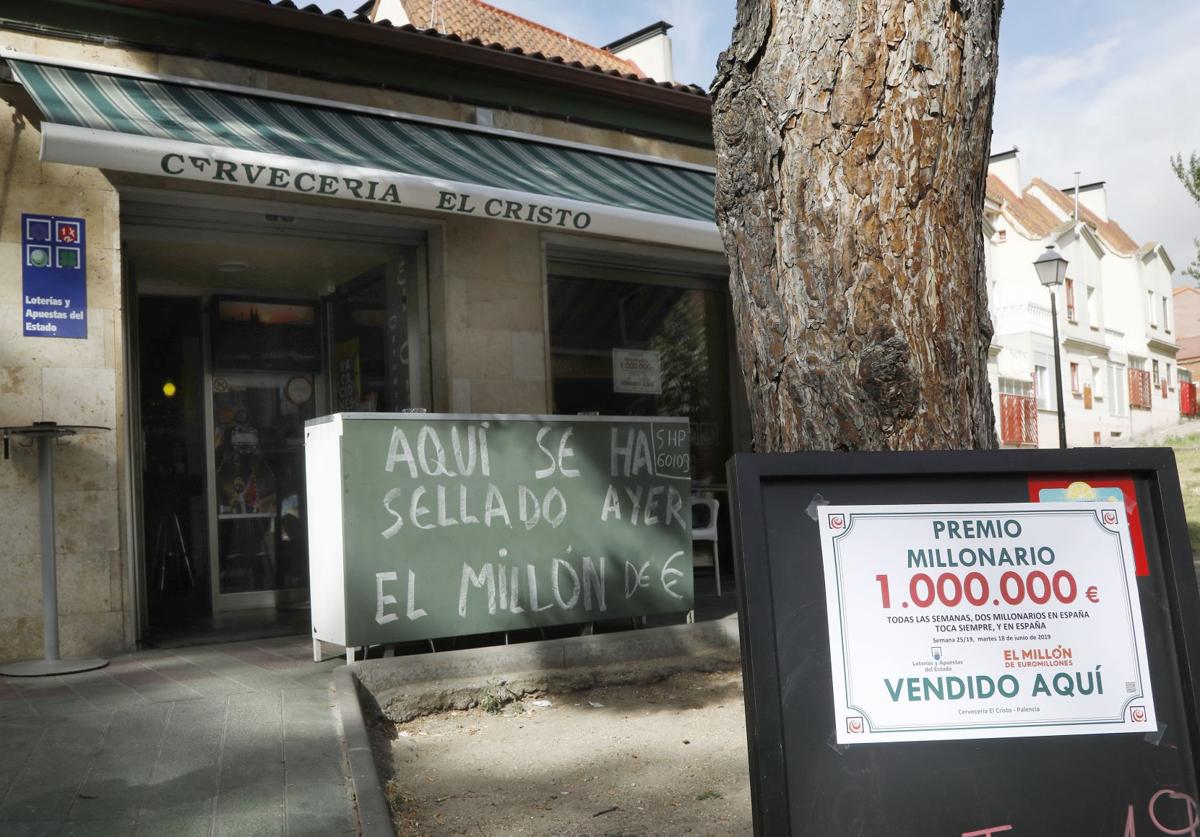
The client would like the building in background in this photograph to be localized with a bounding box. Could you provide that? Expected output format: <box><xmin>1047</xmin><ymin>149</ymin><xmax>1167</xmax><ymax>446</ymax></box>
<box><xmin>984</xmin><ymin>149</ymin><xmax>1181</xmax><ymax>447</ymax></box>
<box><xmin>1173</xmin><ymin>286</ymin><xmax>1200</xmax><ymax>417</ymax></box>
<box><xmin>0</xmin><ymin>0</ymin><xmax>745</xmax><ymax>661</ymax></box>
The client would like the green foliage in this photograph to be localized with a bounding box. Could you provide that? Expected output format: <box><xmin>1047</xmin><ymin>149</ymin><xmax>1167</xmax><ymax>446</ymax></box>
<box><xmin>1155</xmin><ymin>432</ymin><xmax>1200</xmax><ymax>449</ymax></box>
<box><xmin>1170</xmin><ymin>152</ymin><xmax>1200</xmax><ymax>281</ymax></box>
<box><xmin>652</xmin><ymin>292</ymin><xmax>711</xmax><ymax>419</ymax></box>
<box><xmin>696</xmin><ymin>789</ymin><xmax>723</xmax><ymax>800</ymax></box>
<box><xmin>1155</xmin><ymin>433</ymin><xmax>1200</xmax><ymax>558</ymax></box>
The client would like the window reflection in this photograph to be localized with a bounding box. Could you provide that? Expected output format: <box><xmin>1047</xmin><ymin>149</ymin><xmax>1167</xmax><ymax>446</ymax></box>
<box><xmin>548</xmin><ymin>274</ymin><xmax>732</xmax><ymax>484</ymax></box>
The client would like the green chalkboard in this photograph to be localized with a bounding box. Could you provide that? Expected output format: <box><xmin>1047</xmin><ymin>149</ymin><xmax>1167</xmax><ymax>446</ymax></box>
<box><xmin>305</xmin><ymin>413</ymin><xmax>693</xmax><ymax>647</ymax></box>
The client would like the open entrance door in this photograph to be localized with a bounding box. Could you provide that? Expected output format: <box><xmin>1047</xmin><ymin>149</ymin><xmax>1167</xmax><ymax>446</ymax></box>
<box><xmin>137</xmin><ymin>294</ymin><xmax>212</xmax><ymax>636</ymax></box>
<box><xmin>124</xmin><ymin>198</ymin><xmax>427</xmax><ymax>645</ymax></box>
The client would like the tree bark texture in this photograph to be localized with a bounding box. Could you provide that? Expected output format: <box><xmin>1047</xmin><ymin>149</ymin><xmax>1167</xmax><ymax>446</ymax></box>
<box><xmin>713</xmin><ymin>0</ymin><xmax>1002</xmax><ymax>451</ymax></box>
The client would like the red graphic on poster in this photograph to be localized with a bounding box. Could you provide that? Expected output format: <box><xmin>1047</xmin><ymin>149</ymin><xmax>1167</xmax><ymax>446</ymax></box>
<box><xmin>1028</xmin><ymin>473</ymin><xmax>1149</xmax><ymax>576</ymax></box>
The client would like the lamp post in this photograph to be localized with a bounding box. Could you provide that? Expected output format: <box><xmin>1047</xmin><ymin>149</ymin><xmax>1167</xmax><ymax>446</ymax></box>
<box><xmin>1033</xmin><ymin>243</ymin><xmax>1070</xmax><ymax>448</ymax></box>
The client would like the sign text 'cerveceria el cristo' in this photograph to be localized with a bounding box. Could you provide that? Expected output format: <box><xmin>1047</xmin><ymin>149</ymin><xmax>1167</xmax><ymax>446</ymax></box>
<box><xmin>158</xmin><ymin>153</ymin><xmax>595</xmax><ymax>230</ymax></box>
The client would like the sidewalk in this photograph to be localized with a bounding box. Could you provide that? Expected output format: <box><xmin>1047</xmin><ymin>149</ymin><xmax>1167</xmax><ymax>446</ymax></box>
<box><xmin>0</xmin><ymin>635</ymin><xmax>355</xmax><ymax>837</ymax></box>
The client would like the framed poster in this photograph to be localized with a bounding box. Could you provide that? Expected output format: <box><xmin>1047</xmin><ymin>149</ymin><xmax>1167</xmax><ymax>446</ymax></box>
<box><xmin>818</xmin><ymin>502</ymin><xmax>1154</xmax><ymax>744</ymax></box>
<box><xmin>612</xmin><ymin>348</ymin><xmax>662</xmax><ymax>395</ymax></box>
<box><xmin>729</xmin><ymin>448</ymin><xmax>1200</xmax><ymax>837</ymax></box>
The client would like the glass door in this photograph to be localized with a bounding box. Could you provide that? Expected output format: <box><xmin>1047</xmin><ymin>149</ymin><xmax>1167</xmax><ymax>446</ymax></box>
<box><xmin>211</xmin><ymin>371</ymin><xmax>315</xmax><ymax>604</ymax></box>
<box><xmin>208</xmin><ymin>296</ymin><xmax>320</xmax><ymax>610</ymax></box>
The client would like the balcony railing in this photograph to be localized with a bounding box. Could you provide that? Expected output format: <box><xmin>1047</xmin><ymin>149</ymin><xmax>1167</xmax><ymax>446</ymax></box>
<box><xmin>1181</xmin><ymin>382</ymin><xmax>1197</xmax><ymax>417</ymax></box>
<box><xmin>999</xmin><ymin>394</ymin><xmax>1038</xmax><ymax>446</ymax></box>
<box><xmin>992</xmin><ymin>303</ymin><xmax>1052</xmax><ymax>337</ymax></box>
<box><xmin>1129</xmin><ymin>369</ymin><xmax>1152</xmax><ymax>410</ymax></box>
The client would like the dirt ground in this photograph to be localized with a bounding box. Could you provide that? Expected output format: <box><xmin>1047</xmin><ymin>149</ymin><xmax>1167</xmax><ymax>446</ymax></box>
<box><xmin>374</xmin><ymin>669</ymin><xmax>753</xmax><ymax>836</ymax></box>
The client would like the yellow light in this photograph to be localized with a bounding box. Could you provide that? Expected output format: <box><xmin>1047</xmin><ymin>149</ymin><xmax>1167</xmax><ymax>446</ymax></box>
<box><xmin>162</xmin><ymin>380</ymin><xmax>177</xmax><ymax>398</ymax></box>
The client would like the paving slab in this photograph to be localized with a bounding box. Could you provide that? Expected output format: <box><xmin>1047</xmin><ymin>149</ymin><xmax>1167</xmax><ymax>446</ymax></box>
<box><xmin>0</xmin><ymin>636</ymin><xmax>355</xmax><ymax>837</ymax></box>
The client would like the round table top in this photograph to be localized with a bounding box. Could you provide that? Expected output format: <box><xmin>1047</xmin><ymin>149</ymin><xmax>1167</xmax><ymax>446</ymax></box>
<box><xmin>0</xmin><ymin>423</ymin><xmax>110</xmax><ymax>438</ymax></box>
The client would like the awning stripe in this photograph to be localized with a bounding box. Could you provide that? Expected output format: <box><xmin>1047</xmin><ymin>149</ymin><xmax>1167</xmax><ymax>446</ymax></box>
<box><xmin>12</xmin><ymin>58</ymin><xmax>719</xmax><ymax>219</ymax></box>
<box><xmin>8</xmin><ymin>57</ymin><xmax>722</xmax><ymax>249</ymax></box>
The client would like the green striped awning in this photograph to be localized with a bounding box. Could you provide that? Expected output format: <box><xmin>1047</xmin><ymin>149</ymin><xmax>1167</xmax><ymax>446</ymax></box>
<box><xmin>7</xmin><ymin>57</ymin><xmax>719</xmax><ymax>249</ymax></box>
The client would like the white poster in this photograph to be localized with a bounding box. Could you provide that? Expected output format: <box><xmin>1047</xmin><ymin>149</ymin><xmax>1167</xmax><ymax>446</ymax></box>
<box><xmin>612</xmin><ymin>349</ymin><xmax>662</xmax><ymax>395</ymax></box>
<box><xmin>818</xmin><ymin>502</ymin><xmax>1155</xmax><ymax>744</ymax></box>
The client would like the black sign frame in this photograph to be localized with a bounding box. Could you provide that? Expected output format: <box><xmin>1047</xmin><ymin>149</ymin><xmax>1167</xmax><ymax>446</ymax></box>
<box><xmin>728</xmin><ymin>448</ymin><xmax>1200</xmax><ymax>837</ymax></box>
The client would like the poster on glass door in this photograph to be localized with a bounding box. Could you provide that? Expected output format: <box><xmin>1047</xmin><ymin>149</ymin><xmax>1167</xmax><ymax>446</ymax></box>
<box><xmin>612</xmin><ymin>348</ymin><xmax>662</xmax><ymax>394</ymax></box>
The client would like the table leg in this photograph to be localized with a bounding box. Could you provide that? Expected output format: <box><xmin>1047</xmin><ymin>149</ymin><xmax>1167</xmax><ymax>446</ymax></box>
<box><xmin>0</xmin><ymin>434</ymin><xmax>108</xmax><ymax>676</ymax></box>
<box><xmin>39</xmin><ymin>434</ymin><xmax>59</xmax><ymax>663</ymax></box>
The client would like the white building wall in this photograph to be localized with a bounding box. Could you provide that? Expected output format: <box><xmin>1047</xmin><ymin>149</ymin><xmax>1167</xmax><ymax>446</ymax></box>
<box><xmin>1137</xmin><ymin>253</ymin><xmax>1181</xmax><ymax>431</ymax></box>
<box><xmin>984</xmin><ymin>154</ymin><xmax>1180</xmax><ymax>448</ymax></box>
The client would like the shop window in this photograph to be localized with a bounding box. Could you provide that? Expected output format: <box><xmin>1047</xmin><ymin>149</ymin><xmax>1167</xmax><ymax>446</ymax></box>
<box><xmin>325</xmin><ymin>259</ymin><xmax>419</xmax><ymax>413</ymax></box>
<box><xmin>548</xmin><ymin>270</ymin><xmax>734</xmax><ymax>484</ymax></box>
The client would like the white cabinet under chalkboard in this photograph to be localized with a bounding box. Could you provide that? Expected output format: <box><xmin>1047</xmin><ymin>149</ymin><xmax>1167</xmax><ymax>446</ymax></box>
<box><xmin>305</xmin><ymin>412</ymin><xmax>692</xmax><ymax>658</ymax></box>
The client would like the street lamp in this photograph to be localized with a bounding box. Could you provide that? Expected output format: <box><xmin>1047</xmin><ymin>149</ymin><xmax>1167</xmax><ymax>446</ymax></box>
<box><xmin>1033</xmin><ymin>243</ymin><xmax>1070</xmax><ymax>448</ymax></box>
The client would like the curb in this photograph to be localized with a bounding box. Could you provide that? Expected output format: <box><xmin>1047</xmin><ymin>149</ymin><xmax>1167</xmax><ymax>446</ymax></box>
<box><xmin>333</xmin><ymin>666</ymin><xmax>395</xmax><ymax>837</ymax></box>
<box><xmin>352</xmin><ymin>616</ymin><xmax>742</xmax><ymax>693</ymax></box>
<box><xmin>334</xmin><ymin>617</ymin><xmax>742</xmax><ymax>837</ymax></box>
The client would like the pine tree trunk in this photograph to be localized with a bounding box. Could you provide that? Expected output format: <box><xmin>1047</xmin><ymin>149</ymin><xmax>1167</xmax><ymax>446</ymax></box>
<box><xmin>713</xmin><ymin>0</ymin><xmax>1003</xmax><ymax>451</ymax></box>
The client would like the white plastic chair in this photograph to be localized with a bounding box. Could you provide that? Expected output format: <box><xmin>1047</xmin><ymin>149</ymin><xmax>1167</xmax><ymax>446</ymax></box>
<box><xmin>691</xmin><ymin>495</ymin><xmax>721</xmax><ymax>596</ymax></box>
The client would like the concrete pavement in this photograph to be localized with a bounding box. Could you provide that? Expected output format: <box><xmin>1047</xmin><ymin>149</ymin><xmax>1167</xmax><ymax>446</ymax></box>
<box><xmin>0</xmin><ymin>635</ymin><xmax>356</xmax><ymax>837</ymax></box>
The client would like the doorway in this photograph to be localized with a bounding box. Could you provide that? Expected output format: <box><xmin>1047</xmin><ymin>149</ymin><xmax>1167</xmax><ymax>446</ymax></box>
<box><xmin>124</xmin><ymin>196</ymin><xmax>428</xmax><ymax>644</ymax></box>
<box><xmin>138</xmin><ymin>295</ymin><xmax>210</xmax><ymax>632</ymax></box>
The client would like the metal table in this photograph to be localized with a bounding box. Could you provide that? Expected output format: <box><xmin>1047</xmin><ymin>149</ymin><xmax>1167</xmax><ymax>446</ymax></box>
<box><xmin>1</xmin><ymin>422</ymin><xmax>110</xmax><ymax>676</ymax></box>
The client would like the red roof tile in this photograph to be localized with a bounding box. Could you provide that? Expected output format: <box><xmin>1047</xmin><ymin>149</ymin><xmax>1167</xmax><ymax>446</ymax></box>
<box><xmin>986</xmin><ymin>173</ymin><xmax>1059</xmax><ymax>238</ymax></box>
<box><xmin>257</xmin><ymin>0</ymin><xmax>707</xmax><ymax>97</ymax></box>
<box><xmin>368</xmin><ymin>0</ymin><xmax>644</xmax><ymax>77</ymax></box>
<box><xmin>1027</xmin><ymin>178</ymin><xmax>1140</xmax><ymax>256</ymax></box>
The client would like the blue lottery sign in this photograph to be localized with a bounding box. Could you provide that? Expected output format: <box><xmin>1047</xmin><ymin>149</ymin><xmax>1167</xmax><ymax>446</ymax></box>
<box><xmin>22</xmin><ymin>213</ymin><xmax>86</xmax><ymax>339</ymax></box>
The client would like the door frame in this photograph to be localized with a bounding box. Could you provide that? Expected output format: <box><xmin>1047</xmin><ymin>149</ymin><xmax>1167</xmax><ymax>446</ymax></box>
<box><xmin>121</xmin><ymin>187</ymin><xmax>432</xmax><ymax>632</ymax></box>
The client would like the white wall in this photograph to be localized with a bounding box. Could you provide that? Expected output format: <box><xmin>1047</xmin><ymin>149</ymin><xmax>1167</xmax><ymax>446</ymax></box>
<box><xmin>984</xmin><ymin>157</ymin><xmax>1180</xmax><ymax>447</ymax></box>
